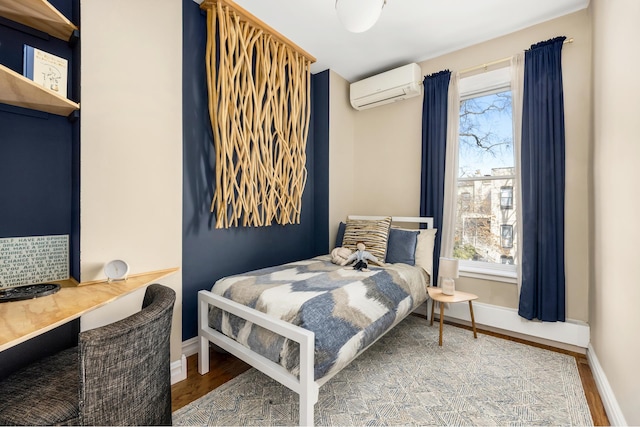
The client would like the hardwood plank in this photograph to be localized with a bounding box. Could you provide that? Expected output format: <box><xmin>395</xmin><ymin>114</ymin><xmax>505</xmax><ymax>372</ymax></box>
<box><xmin>171</xmin><ymin>346</ymin><xmax>250</xmax><ymax>412</ymax></box>
<box><xmin>172</xmin><ymin>321</ymin><xmax>610</xmax><ymax>425</ymax></box>
<box><xmin>576</xmin><ymin>355</ymin><xmax>610</xmax><ymax>426</ymax></box>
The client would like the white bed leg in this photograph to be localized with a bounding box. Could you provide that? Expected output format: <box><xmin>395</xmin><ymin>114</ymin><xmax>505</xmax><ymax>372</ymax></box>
<box><xmin>299</xmin><ymin>391</ymin><xmax>316</xmax><ymax>426</ymax></box>
<box><xmin>198</xmin><ymin>335</ymin><xmax>210</xmax><ymax>375</ymax></box>
<box><xmin>198</xmin><ymin>294</ymin><xmax>210</xmax><ymax>375</ymax></box>
<box><xmin>298</xmin><ymin>329</ymin><xmax>318</xmax><ymax>426</ymax></box>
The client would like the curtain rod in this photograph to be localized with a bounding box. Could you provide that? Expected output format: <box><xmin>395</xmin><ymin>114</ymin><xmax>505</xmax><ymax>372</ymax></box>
<box><xmin>459</xmin><ymin>38</ymin><xmax>574</xmax><ymax>75</ymax></box>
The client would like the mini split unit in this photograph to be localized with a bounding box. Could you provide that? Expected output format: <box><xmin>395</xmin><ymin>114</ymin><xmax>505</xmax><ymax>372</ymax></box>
<box><xmin>349</xmin><ymin>63</ymin><xmax>423</xmax><ymax>110</ymax></box>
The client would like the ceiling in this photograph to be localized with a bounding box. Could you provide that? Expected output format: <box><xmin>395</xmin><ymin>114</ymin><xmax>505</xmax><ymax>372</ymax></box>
<box><xmin>226</xmin><ymin>0</ymin><xmax>589</xmax><ymax>83</ymax></box>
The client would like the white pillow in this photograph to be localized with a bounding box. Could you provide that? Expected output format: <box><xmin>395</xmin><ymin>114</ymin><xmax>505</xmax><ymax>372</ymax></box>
<box><xmin>414</xmin><ymin>228</ymin><xmax>437</xmax><ymax>278</ymax></box>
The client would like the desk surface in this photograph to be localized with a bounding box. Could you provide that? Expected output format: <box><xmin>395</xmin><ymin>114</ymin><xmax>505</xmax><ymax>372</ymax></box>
<box><xmin>0</xmin><ymin>267</ymin><xmax>179</xmax><ymax>352</ymax></box>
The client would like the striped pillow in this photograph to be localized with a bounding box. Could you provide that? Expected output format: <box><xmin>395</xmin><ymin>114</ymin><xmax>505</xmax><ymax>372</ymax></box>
<box><xmin>342</xmin><ymin>217</ymin><xmax>392</xmax><ymax>262</ymax></box>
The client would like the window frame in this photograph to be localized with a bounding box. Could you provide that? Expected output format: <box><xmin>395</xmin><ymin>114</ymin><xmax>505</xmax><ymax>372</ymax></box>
<box><xmin>455</xmin><ymin>67</ymin><xmax>518</xmax><ymax>283</ymax></box>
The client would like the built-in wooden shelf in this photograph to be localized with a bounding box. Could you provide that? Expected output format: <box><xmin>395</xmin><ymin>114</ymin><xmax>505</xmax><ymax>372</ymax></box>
<box><xmin>0</xmin><ymin>63</ymin><xmax>79</xmax><ymax>116</ymax></box>
<box><xmin>0</xmin><ymin>0</ymin><xmax>79</xmax><ymax>116</ymax></box>
<box><xmin>0</xmin><ymin>0</ymin><xmax>78</xmax><ymax>42</ymax></box>
<box><xmin>0</xmin><ymin>267</ymin><xmax>180</xmax><ymax>352</ymax></box>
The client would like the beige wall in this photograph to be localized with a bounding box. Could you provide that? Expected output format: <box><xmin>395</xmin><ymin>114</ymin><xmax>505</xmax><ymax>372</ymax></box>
<box><xmin>331</xmin><ymin>10</ymin><xmax>592</xmax><ymax>322</ymax></box>
<box><xmin>328</xmin><ymin>71</ymin><xmax>356</xmax><ymax>247</ymax></box>
<box><xmin>353</xmin><ymin>95</ymin><xmax>424</xmax><ymax>217</ymax></box>
<box><xmin>591</xmin><ymin>0</ymin><xmax>640</xmax><ymax>424</ymax></box>
<box><xmin>79</xmin><ymin>0</ymin><xmax>183</xmax><ymax>363</ymax></box>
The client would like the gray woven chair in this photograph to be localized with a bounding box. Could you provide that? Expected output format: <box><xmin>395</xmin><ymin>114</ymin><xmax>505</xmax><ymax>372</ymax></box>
<box><xmin>0</xmin><ymin>283</ymin><xmax>176</xmax><ymax>426</ymax></box>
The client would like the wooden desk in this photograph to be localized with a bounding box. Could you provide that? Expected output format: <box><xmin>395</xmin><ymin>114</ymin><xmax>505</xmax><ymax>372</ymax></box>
<box><xmin>427</xmin><ymin>286</ymin><xmax>478</xmax><ymax>346</ymax></box>
<box><xmin>0</xmin><ymin>267</ymin><xmax>179</xmax><ymax>352</ymax></box>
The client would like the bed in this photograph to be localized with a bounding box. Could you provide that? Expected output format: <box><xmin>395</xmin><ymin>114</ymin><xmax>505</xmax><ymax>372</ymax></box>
<box><xmin>197</xmin><ymin>216</ymin><xmax>435</xmax><ymax>426</ymax></box>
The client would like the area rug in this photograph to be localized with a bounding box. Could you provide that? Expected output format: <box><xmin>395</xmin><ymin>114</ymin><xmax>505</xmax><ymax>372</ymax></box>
<box><xmin>173</xmin><ymin>315</ymin><xmax>593</xmax><ymax>426</ymax></box>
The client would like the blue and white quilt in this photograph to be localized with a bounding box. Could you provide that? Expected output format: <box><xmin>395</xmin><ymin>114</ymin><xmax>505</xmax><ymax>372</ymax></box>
<box><xmin>208</xmin><ymin>255</ymin><xmax>428</xmax><ymax>382</ymax></box>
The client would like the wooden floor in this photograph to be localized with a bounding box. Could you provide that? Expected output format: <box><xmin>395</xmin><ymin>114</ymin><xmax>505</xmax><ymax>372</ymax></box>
<box><xmin>171</xmin><ymin>319</ymin><xmax>610</xmax><ymax>426</ymax></box>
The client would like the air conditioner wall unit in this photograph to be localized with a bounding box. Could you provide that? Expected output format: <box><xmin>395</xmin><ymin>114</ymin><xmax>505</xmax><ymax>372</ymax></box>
<box><xmin>350</xmin><ymin>63</ymin><xmax>423</xmax><ymax>111</ymax></box>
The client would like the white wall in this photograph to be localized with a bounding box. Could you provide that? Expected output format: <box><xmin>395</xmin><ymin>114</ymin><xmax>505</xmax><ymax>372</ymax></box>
<box><xmin>80</xmin><ymin>0</ymin><xmax>183</xmax><ymax>363</ymax></box>
<box><xmin>591</xmin><ymin>0</ymin><xmax>640</xmax><ymax>424</ymax></box>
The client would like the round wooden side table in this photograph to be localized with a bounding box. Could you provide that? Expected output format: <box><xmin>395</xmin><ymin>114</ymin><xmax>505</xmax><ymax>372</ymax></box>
<box><xmin>427</xmin><ymin>286</ymin><xmax>478</xmax><ymax>346</ymax></box>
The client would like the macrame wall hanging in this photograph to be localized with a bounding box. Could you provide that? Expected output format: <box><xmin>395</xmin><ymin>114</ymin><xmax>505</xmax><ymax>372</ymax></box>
<box><xmin>200</xmin><ymin>0</ymin><xmax>316</xmax><ymax>229</ymax></box>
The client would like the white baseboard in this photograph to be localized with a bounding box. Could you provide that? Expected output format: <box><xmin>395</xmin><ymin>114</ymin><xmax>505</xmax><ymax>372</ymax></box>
<box><xmin>182</xmin><ymin>336</ymin><xmax>200</xmax><ymax>357</ymax></box>
<box><xmin>170</xmin><ymin>337</ymin><xmax>200</xmax><ymax>385</ymax></box>
<box><xmin>170</xmin><ymin>354</ymin><xmax>187</xmax><ymax>385</ymax></box>
<box><xmin>587</xmin><ymin>344</ymin><xmax>627</xmax><ymax>426</ymax></box>
<box><xmin>429</xmin><ymin>300</ymin><xmax>590</xmax><ymax>348</ymax></box>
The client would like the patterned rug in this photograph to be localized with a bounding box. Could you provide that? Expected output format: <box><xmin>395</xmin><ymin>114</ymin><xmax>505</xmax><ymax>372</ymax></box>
<box><xmin>173</xmin><ymin>315</ymin><xmax>593</xmax><ymax>426</ymax></box>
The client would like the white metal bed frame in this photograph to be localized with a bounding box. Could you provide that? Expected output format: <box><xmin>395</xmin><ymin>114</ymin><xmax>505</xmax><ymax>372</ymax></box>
<box><xmin>198</xmin><ymin>216</ymin><xmax>433</xmax><ymax>426</ymax></box>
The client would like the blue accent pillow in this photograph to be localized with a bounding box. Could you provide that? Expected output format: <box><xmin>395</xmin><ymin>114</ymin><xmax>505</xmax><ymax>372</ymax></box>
<box><xmin>335</xmin><ymin>222</ymin><xmax>346</xmax><ymax>248</ymax></box>
<box><xmin>386</xmin><ymin>228</ymin><xmax>419</xmax><ymax>265</ymax></box>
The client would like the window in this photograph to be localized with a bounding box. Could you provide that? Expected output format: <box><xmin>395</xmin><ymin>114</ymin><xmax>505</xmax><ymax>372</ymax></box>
<box><xmin>500</xmin><ymin>224</ymin><xmax>513</xmax><ymax>248</ymax></box>
<box><xmin>500</xmin><ymin>186</ymin><xmax>513</xmax><ymax>209</ymax></box>
<box><xmin>453</xmin><ymin>68</ymin><xmax>518</xmax><ymax>281</ymax></box>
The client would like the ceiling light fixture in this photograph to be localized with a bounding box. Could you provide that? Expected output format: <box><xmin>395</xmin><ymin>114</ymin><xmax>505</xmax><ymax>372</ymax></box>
<box><xmin>335</xmin><ymin>0</ymin><xmax>387</xmax><ymax>33</ymax></box>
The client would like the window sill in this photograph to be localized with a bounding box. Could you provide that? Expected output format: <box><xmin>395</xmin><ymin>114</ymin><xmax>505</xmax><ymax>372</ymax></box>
<box><xmin>459</xmin><ymin>263</ymin><xmax>517</xmax><ymax>284</ymax></box>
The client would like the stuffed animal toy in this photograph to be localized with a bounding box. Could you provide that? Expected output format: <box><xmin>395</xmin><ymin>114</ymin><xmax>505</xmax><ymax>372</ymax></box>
<box><xmin>343</xmin><ymin>242</ymin><xmax>382</xmax><ymax>271</ymax></box>
<box><xmin>331</xmin><ymin>247</ymin><xmax>353</xmax><ymax>265</ymax></box>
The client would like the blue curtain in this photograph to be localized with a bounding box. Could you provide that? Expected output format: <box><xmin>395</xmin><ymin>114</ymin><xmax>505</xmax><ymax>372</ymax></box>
<box><xmin>518</xmin><ymin>37</ymin><xmax>566</xmax><ymax>321</ymax></box>
<box><xmin>420</xmin><ymin>70</ymin><xmax>451</xmax><ymax>283</ymax></box>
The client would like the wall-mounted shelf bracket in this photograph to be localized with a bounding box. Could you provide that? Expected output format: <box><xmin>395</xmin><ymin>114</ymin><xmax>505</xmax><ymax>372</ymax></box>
<box><xmin>68</xmin><ymin>28</ymin><xmax>79</xmax><ymax>47</ymax></box>
<box><xmin>67</xmin><ymin>109</ymin><xmax>79</xmax><ymax>122</ymax></box>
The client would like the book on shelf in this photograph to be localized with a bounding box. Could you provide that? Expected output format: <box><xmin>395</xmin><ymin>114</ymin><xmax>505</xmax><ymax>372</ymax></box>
<box><xmin>23</xmin><ymin>45</ymin><xmax>68</xmax><ymax>98</ymax></box>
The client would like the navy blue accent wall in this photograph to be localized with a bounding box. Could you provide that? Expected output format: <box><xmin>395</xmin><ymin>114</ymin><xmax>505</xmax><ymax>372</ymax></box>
<box><xmin>0</xmin><ymin>0</ymin><xmax>80</xmax><ymax>279</ymax></box>
<box><xmin>312</xmin><ymin>70</ymin><xmax>330</xmax><ymax>256</ymax></box>
<box><xmin>69</xmin><ymin>1</ymin><xmax>81</xmax><ymax>280</ymax></box>
<box><xmin>0</xmin><ymin>318</ymin><xmax>79</xmax><ymax>380</ymax></box>
<box><xmin>181</xmin><ymin>0</ymin><xmax>330</xmax><ymax>340</ymax></box>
